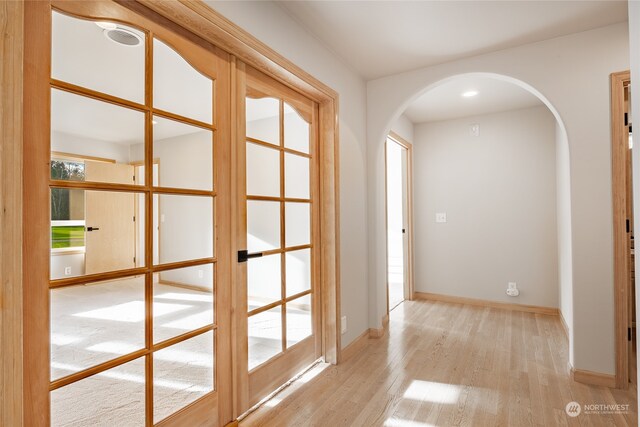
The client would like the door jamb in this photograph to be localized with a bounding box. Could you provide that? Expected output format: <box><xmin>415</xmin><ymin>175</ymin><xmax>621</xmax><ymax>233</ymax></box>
<box><xmin>385</xmin><ymin>131</ymin><xmax>415</xmax><ymax>316</ymax></box>
<box><xmin>611</xmin><ymin>70</ymin><xmax>632</xmax><ymax>389</ymax></box>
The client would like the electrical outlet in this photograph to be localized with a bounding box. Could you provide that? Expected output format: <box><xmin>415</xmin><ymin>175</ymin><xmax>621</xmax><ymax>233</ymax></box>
<box><xmin>64</xmin><ymin>266</ymin><xmax>72</xmax><ymax>276</ymax></box>
<box><xmin>341</xmin><ymin>316</ymin><xmax>347</xmax><ymax>334</ymax></box>
<box><xmin>506</xmin><ymin>282</ymin><xmax>519</xmax><ymax>297</ymax></box>
<box><xmin>470</xmin><ymin>123</ymin><xmax>480</xmax><ymax>137</ymax></box>
<box><xmin>436</xmin><ymin>212</ymin><xmax>447</xmax><ymax>223</ymax></box>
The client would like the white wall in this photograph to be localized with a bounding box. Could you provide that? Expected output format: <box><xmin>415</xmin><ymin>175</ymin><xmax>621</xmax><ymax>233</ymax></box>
<box><xmin>368</xmin><ymin>23</ymin><xmax>629</xmax><ymax>375</ymax></box>
<box><xmin>51</xmin><ymin>253</ymin><xmax>85</xmax><ymax>280</ymax></box>
<box><xmin>390</xmin><ymin>114</ymin><xmax>414</xmax><ymax>143</ymax></box>
<box><xmin>207</xmin><ymin>1</ymin><xmax>370</xmax><ymax>347</ymax></box>
<box><xmin>52</xmin><ymin>131</ymin><xmax>130</xmax><ymax>163</ymax></box>
<box><xmin>556</xmin><ymin>120</ymin><xmax>574</xmax><ymax>365</ymax></box>
<box><xmin>413</xmin><ymin>106</ymin><xmax>558</xmax><ymax>307</ymax></box>
<box><xmin>155</xmin><ymin>131</ymin><xmax>214</xmax><ymax>287</ymax></box>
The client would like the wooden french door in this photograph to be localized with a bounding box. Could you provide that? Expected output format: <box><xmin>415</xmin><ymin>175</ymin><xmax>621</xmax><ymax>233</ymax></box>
<box><xmin>42</xmin><ymin>1</ymin><xmax>232</xmax><ymax>425</ymax></box>
<box><xmin>24</xmin><ymin>1</ymin><xmax>336</xmax><ymax>425</ymax></box>
<box><xmin>235</xmin><ymin>63</ymin><xmax>322</xmax><ymax>411</ymax></box>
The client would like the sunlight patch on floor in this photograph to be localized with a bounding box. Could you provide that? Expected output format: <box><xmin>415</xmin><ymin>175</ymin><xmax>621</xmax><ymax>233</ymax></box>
<box><xmin>403</xmin><ymin>379</ymin><xmax>461</xmax><ymax>404</ymax></box>
<box><xmin>384</xmin><ymin>418</ymin><xmax>436</xmax><ymax>427</ymax></box>
<box><xmin>74</xmin><ymin>301</ymin><xmax>191</xmax><ymax>322</ymax></box>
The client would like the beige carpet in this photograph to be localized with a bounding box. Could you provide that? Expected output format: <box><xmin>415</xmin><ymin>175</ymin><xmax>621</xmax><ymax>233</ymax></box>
<box><xmin>50</xmin><ymin>277</ymin><xmax>312</xmax><ymax>425</ymax></box>
<box><xmin>50</xmin><ymin>277</ymin><xmax>214</xmax><ymax>426</ymax></box>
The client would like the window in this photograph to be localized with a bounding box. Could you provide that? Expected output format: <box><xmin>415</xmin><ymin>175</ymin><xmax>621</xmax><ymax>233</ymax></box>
<box><xmin>51</xmin><ymin>159</ymin><xmax>86</xmax><ymax>250</ymax></box>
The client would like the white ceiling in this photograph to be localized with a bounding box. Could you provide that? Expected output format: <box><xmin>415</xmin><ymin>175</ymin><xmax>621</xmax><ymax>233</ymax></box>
<box><xmin>51</xmin><ymin>11</ymin><xmax>211</xmax><ymax>145</ymax></box>
<box><xmin>278</xmin><ymin>1</ymin><xmax>628</xmax><ymax>80</ymax></box>
<box><xmin>404</xmin><ymin>76</ymin><xmax>543</xmax><ymax>123</ymax></box>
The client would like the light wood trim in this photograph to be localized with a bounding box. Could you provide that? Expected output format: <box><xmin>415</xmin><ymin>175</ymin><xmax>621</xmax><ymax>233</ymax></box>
<box><xmin>144</xmin><ymin>29</ymin><xmax>154</xmax><ymax>425</ymax></box>
<box><xmin>368</xmin><ymin>314</ymin><xmax>390</xmax><ymax>339</ymax></box>
<box><xmin>247</xmin><ymin>195</ymin><xmax>311</xmax><ymax>203</ymax></box>
<box><xmin>51</xmin><ymin>151</ymin><xmax>116</xmax><ymax>164</ymax></box>
<box><xmin>341</xmin><ymin>329</ymin><xmax>370</xmax><ymax>362</ymax></box>
<box><xmin>136</xmin><ymin>1</ymin><xmax>337</xmax><ymax>101</ymax></box>
<box><xmin>156</xmin><ymin>392</ymin><xmax>219</xmax><ymax>427</ymax></box>
<box><xmin>0</xmin><ymin>1</ymin><xmax>24</xmax><ymax>425</ymax></box>
<box><xmin>368</xmin><ymin>327</ymin><xmax>386</xmax><ymax>339</ymax></box>
<box><xmin>214</xmin><ymin>45</ymin><xmax>235</xmax><ymax>425</ymax></box>
<box><xmin>247</xmin><ymin>338</ymin><xmax>317</xmax><ymax>408</ymax></box>
<box><xmin>247</xmin><ymin>290</ymin><xmax>313</xmax><ymax>317</ymax></box>
<box><xmin>233</xmin><ymin>59</ymin><xmax>250</xmax><ymax>415</ymax></box>
<box><xmin>279</xmin><ymin>98</ymin><xmax>287</xmax><ymax>354</ymax></box>
<box><xmin>50</xmin><ymin>349</ymin><xmax>148</xmax><ymax>391</ymax></box>
<box><xmin>571</xmin><ymin>366</ymin><xmax>617</xmax><ymax>388</ymax></box>
<box><xmin>387</xmin><ymin>131</ymin><xmax>415</xmax><ymax>301</ymax></box>
<box><xmin>22</xmin><ymin>2</ymin><xmax>51</xmax><ymax>424</ymax></box>
<box><xmin>611</xmin><ymin>70</ymin><xmax>632</xmax><ymax>390</ymax></box>
<box><xmin>50</xmin><ymin>179</ymin><xmax>144</xmax><ymax>192</ymax></box>
<box><xmin>50</xmin><ymin>77</ymin><xmax>147</xmax><ymax>112</ymax></box>
<box><xmin>49</xmin><ymin>267</ymin><xmax>149</xmax><ymax>289</ymax></box>
<box><xmin>319</xmin><ymin>98</ymin><xmax>340</xmax><ymax>364</ymax></box>
<box><xmin>152</xmin><ymin>106</ymin><xmax>216</xmax><ymax>131</ymax></box>
<box><xmin>246</xmin><ymin>137</ymin><xmax>312</xmax><ymax>158</ymax></box>
<box><xmin>246</xmin><ymin>66</ymin><xmax>313</xmax><ymax>122</ymax></box>
<box><xmin>414</xmin><ymin>292</ymin><xmax>560</xmax><ymax>316</ymax></box>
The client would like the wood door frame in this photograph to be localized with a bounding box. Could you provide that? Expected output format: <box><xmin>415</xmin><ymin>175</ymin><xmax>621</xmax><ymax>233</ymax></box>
<box><xmin>611</xmin><ymin>70</ymin><xmax>632</xmax><ymax>389</ymax></box>
<box><xmin>384</xmin><ymin>131</ymin><xmax>415</xmax><ymax>316</ymax></box>
<box><xmin>6</xmin><ymin>0</ymin><xmax>340</xmax><ymax>425</ymax></box>
<box><xmin>125</xmin><ymin>0</ymin><xmax>341</xmax><ymax>367</ymax></box>
<box><xmin>23</xmin><ymin>1</ymin><xmax>231</xmax><ymax>425</ymax></box>
<box><xmin>237</xmin><ymin>63</ymin><xmax>323</xmax><ymax>413</ymax></box>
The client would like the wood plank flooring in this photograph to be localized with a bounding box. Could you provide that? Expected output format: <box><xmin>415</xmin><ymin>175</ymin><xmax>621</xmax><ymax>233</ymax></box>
<box><xmin>240</xmin><ymin>299</ymin><xmax>638</xmax><ymax>427</ymax></box>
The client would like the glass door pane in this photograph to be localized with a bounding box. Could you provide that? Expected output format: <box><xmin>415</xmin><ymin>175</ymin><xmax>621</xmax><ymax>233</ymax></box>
<box><xmin>240</xmin><ymin>67</ymin><xmax>318</xmax><ymax>410</ymax></box>
<box><xmin>48</xmin><ymin>6</ymin><xmax>225</xmax><ymax>426</ymax></box>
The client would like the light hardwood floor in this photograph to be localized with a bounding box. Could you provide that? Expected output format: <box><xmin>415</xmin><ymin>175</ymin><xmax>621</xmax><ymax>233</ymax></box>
<box><xmin>240</xmin><ymin>299</ymin><xmax>637</xmax><ymax>426</ymax></box>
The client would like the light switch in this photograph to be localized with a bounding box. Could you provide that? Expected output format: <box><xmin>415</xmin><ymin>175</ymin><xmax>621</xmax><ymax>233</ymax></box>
<box><xmin>436</xmin><ymin>212</ymin><xmax>447</xmax><ymax>223</ymax></box>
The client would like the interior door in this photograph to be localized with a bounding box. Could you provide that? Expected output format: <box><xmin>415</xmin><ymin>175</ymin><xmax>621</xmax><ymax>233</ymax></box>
<box><xmin>46</xmin><ymin>2</ymin><xmax>231</xmax><ymax>426</ymax></box>
<box><xmin>84</xmin><ymin>161</ymin><xmax>135</xmax><ymax>274</ymax></box>
<box><xmin>236</xmin><ymin>63</ymin><xmax>322</xmax><ymax>410</ymax></box>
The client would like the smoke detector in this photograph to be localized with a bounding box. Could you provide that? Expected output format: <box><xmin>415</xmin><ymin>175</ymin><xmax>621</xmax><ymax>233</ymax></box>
<box><xmin>103</xmin><ymin>27</ymin><xmax>142</xmax><ymax>47</ymax></box>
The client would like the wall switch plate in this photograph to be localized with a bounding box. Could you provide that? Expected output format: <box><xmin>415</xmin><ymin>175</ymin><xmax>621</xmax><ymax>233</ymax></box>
<box><xmin>198</xmin><ymin>269</ymin><xmax>204</xmax><ymax>279</ymax></box>
<box><xmin>470</xmin><ymin>123</ymin><xmax>480</xmax><ymax>137</ymax></box>
<box><xmin>341</xmin><ymin>316</ymin><xmax>347</xmax><ymax>334</ymax></box>
<box><xmin>436</xmin><ymin>212</ymin><xmax>447</xmax><ymax>223</ymax></box>
<box><xmin>64</xmin><ymin>266</ymin><xmax>72</xmax><ymax>276</ymax></box>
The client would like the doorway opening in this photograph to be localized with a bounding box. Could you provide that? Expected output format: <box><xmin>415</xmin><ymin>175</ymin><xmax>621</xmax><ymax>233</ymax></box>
<box><xmin>611</xmin><ymin>71</ymin><xmax>637</xmax><ymax>389</ymax></box>
<box><xmin>385</xmin><ymin>132</ymin><xmax>413</xmax><ymax>312</ymax></box>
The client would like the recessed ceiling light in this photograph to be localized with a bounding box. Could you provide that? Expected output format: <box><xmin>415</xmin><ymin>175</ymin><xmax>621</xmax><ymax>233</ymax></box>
<box><xmin>95</xmin><ymin>21</ymin><xmax>118</xmax><ymax>30</ymax></box>
<box><xmin>462</xmin><ymin>91</ymin><xmax>478</xmax><ymax>98</ymax></box>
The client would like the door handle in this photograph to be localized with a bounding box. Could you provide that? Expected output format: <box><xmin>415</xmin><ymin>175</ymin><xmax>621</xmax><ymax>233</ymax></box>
<box><xmin>86</xmin><ymin>226</ymin><xmax>100</xmax><ymax>232</ymax></box>
<box><xmin>238</xmin><ymin>250</ymin><xmax>263</xmax><ymax>263</ymax></box>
